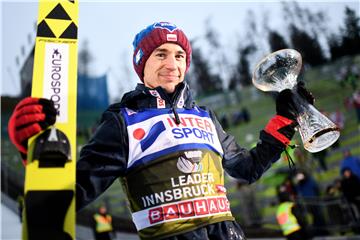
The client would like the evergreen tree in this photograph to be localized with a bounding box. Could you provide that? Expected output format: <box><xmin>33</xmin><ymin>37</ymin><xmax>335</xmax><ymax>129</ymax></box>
<box><xmin>328</xmin><ymin>33</ymin><xmax>343</xmax><ymax>60</ymax></box>
<box><xmin>188</xmin><ymin>47</ymin><xmax>222</xmax><ymax>95</ymax></box>
<box><xmin>289</xmin><ymin>24</ymin><xmax>326</xmax><ymax>66</ymax></box>
<box><xmin>268</xmin><ymin>31</ymin><xmax>289</xmax><ymax>52</ymax></box>
<box><xmin>341</xmin><ymin>7</ymin><xmax>360</xmax><ymax>56</ymax></box>
<box><xmin>328</xmin><ymin>6</ymin><xmax>360</xmax><ymax>60</ymax></box>
<box><xmin>229</xmin><ymin>44</ymin><xmax>256</xmax><ymax>88</ymax></box>
<box><xmin>78</xmin><ymin>40</ymin><xmax>93</xmax><ymax>77</ymax></box>
<box><xmin>281</xmin><ymin>1</ymin><xmax>328</xmax><ymax>63</ymax></box>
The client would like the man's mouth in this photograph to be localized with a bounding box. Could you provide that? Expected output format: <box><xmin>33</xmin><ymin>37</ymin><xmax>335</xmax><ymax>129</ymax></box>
<box><xmin>160</xmin><ymin>74</ymin><xmax>179</xmax><ymax>80</ymax></box>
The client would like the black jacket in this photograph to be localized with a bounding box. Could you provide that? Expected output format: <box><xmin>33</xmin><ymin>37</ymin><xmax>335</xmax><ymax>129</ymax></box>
<box><xmin>76</xmin><ymin>82</ymin><xmax>286</xmax><ymax>229</ymax></box>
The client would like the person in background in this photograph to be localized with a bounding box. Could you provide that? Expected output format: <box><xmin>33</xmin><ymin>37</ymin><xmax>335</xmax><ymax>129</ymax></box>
<box><xmin>312</xmin><ymin>149</ymin><xmax>328</xmax><ymax>172</ymax></box>
<box><xmin>295</xmin><ymin>170</ymin><xmax>327</xmax><ymax>236</ymax></box>
<box><xmin>340</xmin><ymin>149</ymin><xmax>360</xmax><ymax>179</ymax></box>
<box><xmin>340</xmin><ymin>168</ymin><xmax>360</xmax><ymax>218</ymax></box>
<box><xmin>324</xmin><ymin>180</ymin><xmax>347</xmax><ymax>230</ymax></box>
<box><xmin>282</xmin><ymin>176</ymin><xmax>297</xmax><ymax>200</ymax></box>
<box><xmin>329</xmin><ymin>109</ymin><xmax>345</xmax><ymax>148</ymax></box>
<box><xmin>340</xmin><ymin>168</ymin><xmax>360</xmax><ymax>233</ymax></box>
<box><xmin>276</xmin><ymin>185</ymin><xmax>310</xmax><ymax>240</ymax></box>
<box><xmin>351</xmin><ymin>90</ymin><xmax>360</xmax><ymax>126</ymax></box>
<box><xmin>93</xmin><ymin>206</ymin><xmax>113</xmax><ymax>240</ymax></box>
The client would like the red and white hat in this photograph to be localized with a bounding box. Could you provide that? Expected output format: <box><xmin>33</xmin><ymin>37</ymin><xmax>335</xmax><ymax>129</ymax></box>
<box><xmin>132</xmin><ymin>22</ymin><xmax>192</xmax><ymax>81</ymax></box>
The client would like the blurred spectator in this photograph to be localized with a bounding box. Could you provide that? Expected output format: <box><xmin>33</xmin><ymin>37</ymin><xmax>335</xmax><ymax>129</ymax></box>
<box><xmin>230</xmin><ymin>107</ymin><xmax>251</xmax><ymax>126</ymax></box>
<box><xmin>241</xmin><ymin>107</ymin><xmax>251</xmax><ymax>123</ymax></box>
<box><xmin>324</xmin><ymin>180</ymin><xmax>348</xmax><ymax>229</ymax></box>
<box><xmin>295</xmin><ymin>171</ymin><xmax>320</xmax><ymax>199</ymax></box>
<box><xmin>276</xmin><ymin>185</ymin><xmax>311</xmax><ymax>240</ymax></box>
<box><xmin>340</xmin><ymin>149</ymin><xmax>360</xmax><ymax>179</ymax></box>
<box><xmin>93</xmin><ymin>206</ymin><xmax>113</xmax><ymax>240</ymax></box>
<box><xmin>344</xmin><ymin>96</ymin><xmax>354</xmax><ymax>111</ymax></box>
<box><xmin>312</xmin><ymin>149</ymin><xmax>328</xmax><ymax>172</ymax></box>
<box><xmin>282</xmin><ymin>176</ymin><xmax>297</xmax><ymax>199</ymax></box>
<box><xmin>339</xmin><ymin>65</ymin><xmax>359</xmax><ymax>90</ymax></box>
<box><xmin>351</xmin><ymin>90</ymin><xmax>360</xmax><ymax>124</ymax></box>
<box><xmin>325</xmin><ymin>179</ymin><xmax>342</xmax><ymax>198</ymax></box>
<box><xmin>340</xmin><ymin>168</ymin><xmax>360</xmax><ymax>218</ymax></box>
<box><xmin>329</xmin><ymin>109</ymin><xmax>345</xmax><ymax>148</ymax></box>
<box><xmin>219</xmin><ymin>113</ymin><xmax>229</xmax><ymax>130</ymax></box>
<box><xmin>235</xmin><ymin>181</ymin><xmax>262</xmax><ymax>227</ymax></box>
<box><xmin>231</xmin><ymin>110</ymin><xmax>243</xmax><ymax>125</ymax></box>
<box><xmin>329</xmin><ymin>109</ymin><xmax>345</xmax><ymax>130</ymax></box>
<box><xmin>295</xmin><ymin>170</ymin><xmax>327</xmax><ymax>236</ymax></box>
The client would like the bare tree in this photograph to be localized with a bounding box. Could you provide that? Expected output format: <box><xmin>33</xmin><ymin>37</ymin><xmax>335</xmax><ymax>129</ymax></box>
<box><xmin>78</xmin><ymin>39</ymin><xmax>93</xmax><ymax>77</ymax></box>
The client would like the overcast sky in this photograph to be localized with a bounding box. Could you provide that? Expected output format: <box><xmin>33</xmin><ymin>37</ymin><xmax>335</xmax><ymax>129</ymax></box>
<box><xmin>1</xmin><ymin>0</ymin><xmax>359</xmax><ymax>101</ymax></box>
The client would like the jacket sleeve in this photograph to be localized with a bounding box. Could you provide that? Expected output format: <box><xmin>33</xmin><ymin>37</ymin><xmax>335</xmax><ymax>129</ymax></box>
<box><xmin>209</xmin><ymin>110</ymin><xmax>286</xmax><ymax>184</ymax></box>
<box><xmin>76</xmin><ymin>107</ymin><xmax>128</xmax><ymax>211</ymax></box>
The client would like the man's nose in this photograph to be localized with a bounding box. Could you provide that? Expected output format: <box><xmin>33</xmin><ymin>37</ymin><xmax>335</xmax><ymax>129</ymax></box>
<box><xmin>164</xmin><ymin>55</ymin><xmax>177</xmax><ymax>69</ymax></box>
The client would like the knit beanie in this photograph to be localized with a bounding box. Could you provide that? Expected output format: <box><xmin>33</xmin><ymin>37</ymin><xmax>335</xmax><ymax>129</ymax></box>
<box><xmin>132</xmin><ymin>22</ymin><xmax>192</xmax><ymax>81</ymax></box>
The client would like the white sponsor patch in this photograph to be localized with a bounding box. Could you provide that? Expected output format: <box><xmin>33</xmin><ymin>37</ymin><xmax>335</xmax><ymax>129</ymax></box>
<box><xmin>43</xmin><ymin>43</ymin><xmax>69</xmax><ymax>123</ymax></box>
<box><xmin>167</xmin><ymin>33</ymin><xmax>177</xmax><ymax>41</ymax></box>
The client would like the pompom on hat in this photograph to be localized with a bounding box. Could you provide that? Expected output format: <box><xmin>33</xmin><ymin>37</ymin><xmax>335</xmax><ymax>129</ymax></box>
<box><xmin>132</xmin><ymin>22</ymin><xmax>192</xmax><ymax>81</ymax></box>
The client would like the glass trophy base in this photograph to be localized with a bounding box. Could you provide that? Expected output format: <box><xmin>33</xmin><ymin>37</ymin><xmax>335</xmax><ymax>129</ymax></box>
<box><xmin>303</xmin><ymin>129</ymin><xmax>340</xmax><ymax>153</ymax></box>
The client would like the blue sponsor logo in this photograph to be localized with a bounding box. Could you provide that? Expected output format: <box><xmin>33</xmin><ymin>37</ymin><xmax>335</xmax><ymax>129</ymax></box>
<box><xmin>140</xmin><ymin>121</ymin><xmax>166</xmax><ymax>151</ymax></box>
<box><xmin>172</xmin><ymin>127</ymin><xmax>214</xmax><ymax>144</ymax></box>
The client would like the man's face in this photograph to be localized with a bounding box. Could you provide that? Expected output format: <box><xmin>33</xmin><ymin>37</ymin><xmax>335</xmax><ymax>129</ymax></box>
<box><xmin>99</xmin><ymin>207</ymin><xmax>107</xmax><ymax>214</ymax></box>
<box><xmin>143</xmin><ymin>43</ymin><xmax>186</xmax><ymax>93</ymax></box>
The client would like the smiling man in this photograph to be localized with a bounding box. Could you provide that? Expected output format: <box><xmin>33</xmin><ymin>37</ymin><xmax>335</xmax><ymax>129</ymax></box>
<box><xmin>8</xmin><ymin>21</ymin><xmax>315</xmax><ymax>239</ymax></box>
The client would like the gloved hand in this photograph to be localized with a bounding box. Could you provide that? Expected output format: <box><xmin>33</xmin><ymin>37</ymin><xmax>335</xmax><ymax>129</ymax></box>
<box><xmin>276</xmin><ymin>81</ymin><xmax>315</xmax><ymax>121</ymax></box>
<box><xmin>8</xmin><ymin>97</ymin><xmax>57</xmax><ymax>165</ymax></box>
<box><xmin>265</xmin><ymin>82</ymin><xmax>315</xmax><ymax>146</ymax></box>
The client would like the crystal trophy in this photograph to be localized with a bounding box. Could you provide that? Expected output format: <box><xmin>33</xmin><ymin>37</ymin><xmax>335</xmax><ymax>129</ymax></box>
<box><xmin>252</xmin><ymin>49</ymin><xmax>340</xmax><ymax>153</ymax></box>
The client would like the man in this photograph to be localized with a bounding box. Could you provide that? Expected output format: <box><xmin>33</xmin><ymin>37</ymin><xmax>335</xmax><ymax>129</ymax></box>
<box><xmin>340</xmin><ymin>149</ymin><xmax>360</xmax><ymax>179</ymax></box>
<box><xmin>294</xmin><ymin>170</ymin><xmax>327</xmax><ymax>236</ymax></box>
<box><xmin>276</xmin><ymin>185</ymin><xmax>310</xmax><ymax>240</ymax></box>
<box><xmin>93</xmin><ymin>206</ymin><xmax>113</xmax><ymax>240</ymax></box>
<box><xmin>340</xmin><ymin>168</ymin><xmax>360</xmax><ymax>218</ymax></box>
<box><xmin>8</xmin><ymin>21</ymin><xmax>314</xmax><ymax>239</ymax></box>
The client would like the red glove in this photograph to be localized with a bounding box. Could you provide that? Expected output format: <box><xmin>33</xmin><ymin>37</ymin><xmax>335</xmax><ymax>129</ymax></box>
<box><xmin>265</xmin><ymin>115</ymin><xmax>297</xmax><ymax>146</ymax></box>
<box><xmin>8</xmin><ymin>97</ymin><xmax>57</xmax><ymax>165</ymax></box>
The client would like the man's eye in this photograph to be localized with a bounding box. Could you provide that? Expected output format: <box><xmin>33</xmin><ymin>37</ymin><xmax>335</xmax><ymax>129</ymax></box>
<box><xmin>156</xmin><ymin>53</ymin><xmax>165</xmax><ymax>58</ymax></box>
<box><xmin>176</xmin><ymin>55</ymin><xmax>185</xmax><ymax>59</ymax></box>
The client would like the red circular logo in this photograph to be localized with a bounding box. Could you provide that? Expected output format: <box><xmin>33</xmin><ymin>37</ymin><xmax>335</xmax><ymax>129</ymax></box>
<box><xmin>133</xmin><ymin>128</ymin><xmax>145</xmax><ymax>140</ymax></box>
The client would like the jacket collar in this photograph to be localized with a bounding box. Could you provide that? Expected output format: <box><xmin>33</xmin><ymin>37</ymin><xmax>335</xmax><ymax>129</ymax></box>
<box><xmin>120</xmin><ymin>82</ymin><xmax>195</xmax><ymax>110</ymax></box>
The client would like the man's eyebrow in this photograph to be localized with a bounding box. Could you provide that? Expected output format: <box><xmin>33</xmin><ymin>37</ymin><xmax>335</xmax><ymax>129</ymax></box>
<box><xmin>176</xmin><ymin>50</ymin><xmax>186</xmax><ymax>54</ymax></box>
